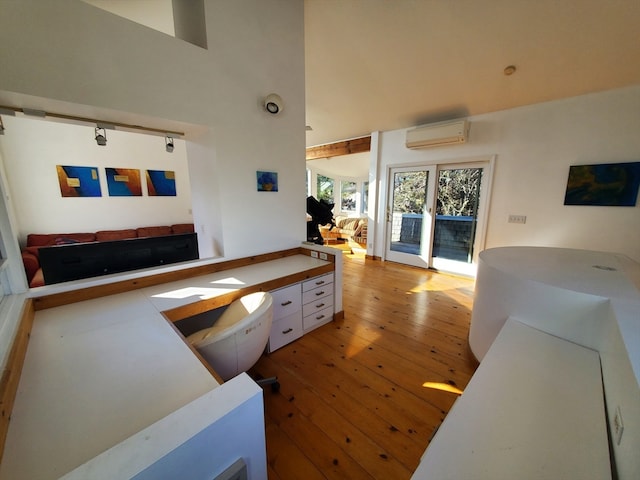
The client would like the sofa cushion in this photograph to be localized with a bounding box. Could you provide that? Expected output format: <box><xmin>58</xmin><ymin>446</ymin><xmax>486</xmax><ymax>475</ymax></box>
<box><xmin>24</xmin><ymin>246</ymin><xmax>42</xmax><ymax>259</ymax></box>
<box><xmin>27</xmin><ymin>232</ymin><xmax>95</xmax><ymax>247</ymax></box>
<box><xmin>29</xmin><ymin>268</ymin><xmax>45</xmax><ymax>288</ymax></box>
<box><xmin>171</xmin><ymin>223</ymin><xmax>195</xmax><ymax>234</ymax></box>
<box><xmin>336</xmin><ymin>217</ymin><xmax>363</xmax><ymax>233</ymax></box>
<box><xmin>95</xmin><ymin>229</ymin><xmax>137</xmax><ymax>242</ymax></box>
<box><xmin>136</xmin><ymin>226</ymin><xmax>172</xmax><ymax>238</ymax></box>
<box><xmin>54</xmin><ymin>237</ymin><xmax>82</xmax><ymax>245</ymax></box>
<box><xmin>21</xmin><ymin>251</ymin><xmax>39</xmax><ymax>283</ymax></box>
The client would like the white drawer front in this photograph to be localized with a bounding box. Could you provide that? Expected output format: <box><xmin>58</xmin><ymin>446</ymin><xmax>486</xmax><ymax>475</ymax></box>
<box><xmin>269</xmin><ymin>311</ymin><xmax>303</xmax><ymax>352</ymax></box>
<box><xmin>303</xmin><ymin>296</ymin><xmax>334</xmax><ymax>318</ymax></box>
<box><xmin>271</xmin><ymin>283</ymin><xmax>302</xmax><ymax>319</ymax></box>
<box><xmin>303</xmin><ymin>305</ymin><xmax>334</xmax><ymax>331</ymax></box>
<box><xmin>302</xmin><ymin>273</ymin><xmax>334</xmax><ymax>292</ymax></box>
<box><xmin>302</xmin><ymin>284</ymin><xmax>332</xmax><ymax>305</ymax></box>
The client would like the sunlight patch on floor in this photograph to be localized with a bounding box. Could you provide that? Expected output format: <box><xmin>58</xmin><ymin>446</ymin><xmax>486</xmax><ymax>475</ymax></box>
<box><xmin>344</xmin><ymin>323</ymin><xmax>380</xmax><ymax>358</ymax></box>
<box><xmin>422</xmin><ymin>381</ymin><xmax>463</xmax><ymax>395</ymax></box>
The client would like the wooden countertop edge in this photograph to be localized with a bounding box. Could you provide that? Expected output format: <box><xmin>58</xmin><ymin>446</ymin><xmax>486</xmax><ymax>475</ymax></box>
<box><xmin>32</xmin><ymin>247</ymin><xmax>334</xmax><ymax>311</ymax></box>
<box><xmin>0</xmin><ymin>299</ymin><xmax>34</xmax><ymax>465</ymax></box>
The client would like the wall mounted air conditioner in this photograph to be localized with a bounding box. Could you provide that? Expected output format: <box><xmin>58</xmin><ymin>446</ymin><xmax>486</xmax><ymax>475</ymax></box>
<box><xmin>405</xmin><ymin>119</ymin><xmax>470</xmax><ymax>149</ymax></box>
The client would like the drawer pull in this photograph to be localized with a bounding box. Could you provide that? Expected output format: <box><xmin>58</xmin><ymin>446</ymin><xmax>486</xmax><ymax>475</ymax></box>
<box><xmin>315</xmin><ymin>290</ymin><xmax>325</xmax><ymax>296</ymax></box>
<box><xmin>315</xmin><ymin>314</ymin><xmax>325</xmax><ymax>320</ymax></box>
<box><xmin>282</xmin><ymin>328</ymin><xmax>293</xmax><ymax>334</ymax></box>
<box><xmin>315</xmin><ymin>280</ymin><xmax>325</xmax><ymax>285</ymax></box>
<box><xmin>281</xmin><ymin>300</ymin><xmax>292</xmax><ymax>306</ymax></box>
<box><xmin>315</xmin><ymin>303</ymin><xmax>325</xmax><ymax>308</ymax></box>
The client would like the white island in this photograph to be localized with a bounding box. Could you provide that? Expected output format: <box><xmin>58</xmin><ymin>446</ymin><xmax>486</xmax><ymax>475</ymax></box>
<box><xmin>413</xmin><ymin>247</ymin><xmax>640</xmax><ymax>480</ymax></box>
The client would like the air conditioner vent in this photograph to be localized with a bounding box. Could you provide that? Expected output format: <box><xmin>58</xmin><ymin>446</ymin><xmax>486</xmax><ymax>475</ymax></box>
<box><xmin>406</xmin><ymin>119</ymin><xmax>470</xmax><ymax>149</ymax></box>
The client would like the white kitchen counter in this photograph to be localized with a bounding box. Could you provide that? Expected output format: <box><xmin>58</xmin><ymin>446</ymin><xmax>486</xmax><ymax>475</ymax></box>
<box><xmin>413</xmin><ymin>318</ymin><xmax>611</xmax><ymax>480</ymax></box>
<box><xmin>461</xmin><ymin>247</ymin><xmax>639</xmax><ymax>479</ymax></box>
<box><xmin>0</xmin><ymin>253</ymin><xmax>332</xmax><ymax>480</ymax></box>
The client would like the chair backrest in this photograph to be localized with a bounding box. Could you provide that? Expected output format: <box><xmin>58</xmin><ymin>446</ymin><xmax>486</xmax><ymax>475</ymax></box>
<box><xmin>187</xmin><ymin>291</ymin><xmax>273</xmax><ymax>381</ymax></box>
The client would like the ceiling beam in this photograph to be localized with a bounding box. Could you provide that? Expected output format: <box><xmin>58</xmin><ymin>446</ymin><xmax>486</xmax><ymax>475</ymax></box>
<box><xmin>306</xmin><ymin>135</ymin><xmax>371</xmax><ymax>160</ymax></box>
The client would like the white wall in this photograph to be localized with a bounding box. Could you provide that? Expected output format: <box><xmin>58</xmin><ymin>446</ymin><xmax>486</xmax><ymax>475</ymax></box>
<box><xmin>82</xmin><ymin>0</ymin><xmax>176</xmax><ymax>36</ymax></box>
<box><xmin>0</xmin><ymin>0</ymin><xmax>306</xmax><ymax>261</ymax></box>
<box><xmin>0</xmin><ymin>116</ymin><xmax>192</xmax><ymax>245</ymax></box>
<box><xmin>374</xmin><ymin>85</ymin><xmax>640</xmax><ymax>262</ymax></box>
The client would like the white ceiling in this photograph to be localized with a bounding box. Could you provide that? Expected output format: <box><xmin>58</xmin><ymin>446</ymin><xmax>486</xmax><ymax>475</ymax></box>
<box><xmin>307</xmin><ymin>151</ymin><xmax>370</xmax><ymax>178</ymax></box>
<box><xmin>304</xmin><ymin>0</ymin><xmax>640</xmax><ymax>148</ymax></box>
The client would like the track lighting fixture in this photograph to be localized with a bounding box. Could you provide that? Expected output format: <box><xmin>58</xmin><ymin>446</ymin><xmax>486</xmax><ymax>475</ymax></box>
<box><xmin>95</xmin><ymin>127</ymin><xmax>107</xmax><ymax>146</ymax></box>
<box><xmin>165</xmin><ymin>136</ymin><xmax>174</xmax><ymax>153</ymax></box>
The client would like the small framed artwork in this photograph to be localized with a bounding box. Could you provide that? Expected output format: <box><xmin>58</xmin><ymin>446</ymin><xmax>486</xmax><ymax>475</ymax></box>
<box><xmin>564</xmin><ymin>162</ymin><xmax>640</xmax><ymax>206</ymax></box>
<box><xmin>257</xmin><ymin>171</ymin><xmax>278</xmax><ymax>192</ymax></box>
<box><xmin>106</xmin><ymin>168</ymin><xmax>142</xmax><ymax>196</ymax></box>
<box><xmin>56</xmin><ymin>165</ymin><xmax>102</xmax><ymax>197</ymax></box>
<box><xmin>146</xmin><ymin>169</ymin><xmax>176</xmax><ymax>196</ymax></box>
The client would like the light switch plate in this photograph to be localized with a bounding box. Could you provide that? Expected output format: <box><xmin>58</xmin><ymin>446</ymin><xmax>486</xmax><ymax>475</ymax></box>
<box><xmin>508</xmin><ymin>214</ymin><xmax>527</xmax><ymax>224</ymax></box>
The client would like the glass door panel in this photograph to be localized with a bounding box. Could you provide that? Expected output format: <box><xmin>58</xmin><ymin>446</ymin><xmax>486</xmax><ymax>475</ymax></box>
<box><xmin>432</xmin><ymin>165</ymin><xmax>486</xmax><ymax>276</ymax></box>
<box><xmin>385</xmin><ymin>166</ymin><xmax>436</xmax><ymax>268</ymax></box>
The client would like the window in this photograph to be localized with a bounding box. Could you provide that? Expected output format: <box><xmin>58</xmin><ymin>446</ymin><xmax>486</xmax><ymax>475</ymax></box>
<box><xmin>317</xmin><ymin>174</ymin><xmax>334</xmax><ymax>204</ymax></box>
<box><xmin>361</xmin><ymin>181</ymin><xmax>369</xmax><ymax>215</ymax></box>
<box><xmin>341</xmin><ymin>181</ymin><xmax>357</xmax><ymax>212</ymax></box>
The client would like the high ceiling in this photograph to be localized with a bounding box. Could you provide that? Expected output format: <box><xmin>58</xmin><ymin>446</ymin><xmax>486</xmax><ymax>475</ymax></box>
<box><xmin>304</xmin><ymin>0</ymin><xmax>640</xmax><ymax>148</ymax></box>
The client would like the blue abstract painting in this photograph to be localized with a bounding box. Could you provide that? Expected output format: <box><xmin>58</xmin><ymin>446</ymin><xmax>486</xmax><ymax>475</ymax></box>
<box><xmin>56</xmin><ymin>165</ymin><xmax>101</xmax><ymax>197</ymax></box>
<box><xmin>257</xmin><ymin>171</ymin><xmax>278</xmax><ymax>192</ymax></box>
<box><xmin>564</xmin><ymin>162</ymin><xmax>640</xmax><ymax>206</ymax></box>
<box><xmin>146</xmin><ymin>169</ymin><xmax>176</xmax><ymax>196</ymax></box>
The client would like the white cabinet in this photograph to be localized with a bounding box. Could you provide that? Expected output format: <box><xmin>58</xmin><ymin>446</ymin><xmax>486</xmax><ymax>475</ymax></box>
<box><xmin>268</xmin><ymin>283</ymin><xmax>303</xmax><ymax>352</ymax></box>
<box><xmin>267</xmin><ymin>273</ymin><xmax>334</xmax><ymax>352</ymax></box>
<box><xmin>302</xmin><ymin>273</ymin><xmax>334</xmax><ymax>333</ymax></box>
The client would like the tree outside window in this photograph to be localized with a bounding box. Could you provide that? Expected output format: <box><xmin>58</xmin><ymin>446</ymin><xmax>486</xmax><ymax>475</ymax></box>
<box><xmin>317</xmin><ymin>174</ymin><xmax>334</xmax><ymax>204</ymax></box>
<box><xmin>341</xmin><ymin>181</ymin><xmax>357</xmax><ymax>212</ymax></box>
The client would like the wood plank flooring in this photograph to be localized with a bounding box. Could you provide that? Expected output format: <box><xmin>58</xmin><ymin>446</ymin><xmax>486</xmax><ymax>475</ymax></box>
<box><xmin>250</xmin><ymin>253</ymin><xmax>479</xmax><ymax>479</ymax></box>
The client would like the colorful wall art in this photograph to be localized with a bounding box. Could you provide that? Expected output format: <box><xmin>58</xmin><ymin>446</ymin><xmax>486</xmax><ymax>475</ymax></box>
<box><xmin>257</xmin><ymin>171</ymin><xmax>278</xmax><ymax>192</ymax></box>
<box><xmin>564</xmin><ymin>162</ymin><xmax>640</xmax><ymax>206</ymax></box>
<box><xmin>56</xmin><ymin>165</ymin><xmax>102</xmax><ymax>197</ymax></box>
<box><xmin>106</xmin><ymin>168</ymin><xmax>142</xmax><ymax>196</ymax></box>
<box><xmin>146</xmin><ymin>169</ymin><xmax>176</xmax><ymax>196</ymax></box>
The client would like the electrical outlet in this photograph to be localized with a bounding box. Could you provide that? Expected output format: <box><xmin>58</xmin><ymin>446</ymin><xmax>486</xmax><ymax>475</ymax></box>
<box><xmin>310</xmin><ymin>250</ymin><xmax>318</xmax><ymax>258</ymax></box>
<box><xmin>614</xmin><ymin>406</ymin><xmax>624</xmax><ymax>445</ymax></box>
<box><xmin>319</xmin><ymin>252</ymin><xmax>328</xmax><ymax>260</ymax></box>
<box><xmin>508</xmin><ymin>214</ymin><xmax>527</xmax><ymax>224</ymax></box>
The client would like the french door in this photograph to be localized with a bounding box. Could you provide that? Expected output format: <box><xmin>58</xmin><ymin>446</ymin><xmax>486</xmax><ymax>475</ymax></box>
<box><xmin>431</xmin><ymin>163</ymin><xmax>488</xmax><ymax>276</ymax></box>
<box><xmin>385</xmin><ymin>160</ymin><xmax>491</xmax><ymax>275</ymax></box>
<box><xmin>385</xmin><ymin>166</ymin><xmax>436</xmax><ymax>268</ymax></box>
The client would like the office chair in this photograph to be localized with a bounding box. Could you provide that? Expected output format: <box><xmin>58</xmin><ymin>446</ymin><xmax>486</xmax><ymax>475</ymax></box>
<box><xmin>187</xmin><ymin>291</ymin><xmax>279</xmax><ymax>391</ymax></box>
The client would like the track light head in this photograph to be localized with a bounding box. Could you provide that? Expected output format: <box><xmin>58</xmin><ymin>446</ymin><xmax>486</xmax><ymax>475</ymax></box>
<box><xmin>165</xmin><ymin>136</ymin><xmax>174</xmax><ymax>153</ymax></box>
<box><xmin>95</xmin><ymin>127</ymin><xmax>107</xmax><ymax>146</ymax></box>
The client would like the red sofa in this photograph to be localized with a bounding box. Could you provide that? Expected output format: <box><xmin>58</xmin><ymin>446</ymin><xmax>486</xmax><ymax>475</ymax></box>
<box><xmin>22</xmin><ymin>223</ymin><xmax>195</xmax><ymax>288</ymax></box>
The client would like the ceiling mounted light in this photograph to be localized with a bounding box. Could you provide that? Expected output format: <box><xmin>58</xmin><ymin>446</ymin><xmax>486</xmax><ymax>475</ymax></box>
<box><xmin>165</xmin><ymin>136</ymin><xmax>174</xmax><ymax>153</ymax></box>
<box><xmin>264</xmin><ymin>93</ymin><xmax>283</xmax><ymax>115</ymax></box>
<box><xmin>95</xmin><ymin>127</ymin><xmax>107</xmax><ymax>146</ymax></box>
<box><xmin>504</xmin><ymin>65</ymin><xmax>517</xmax><ymax>76</ymax></box>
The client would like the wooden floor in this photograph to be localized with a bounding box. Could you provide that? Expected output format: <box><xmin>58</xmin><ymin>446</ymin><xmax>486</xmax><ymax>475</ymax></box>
<box><xmin>250</xmin><ymin>252</ymin><xmax>479</xmax><ymax>479</ymax></box>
